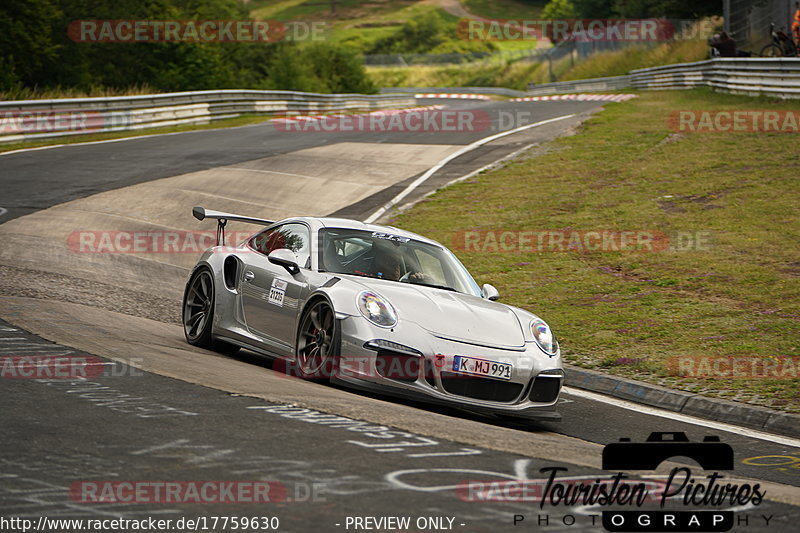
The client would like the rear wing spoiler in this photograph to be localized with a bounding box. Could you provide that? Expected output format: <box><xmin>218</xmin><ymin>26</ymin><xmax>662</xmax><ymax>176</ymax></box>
<box><xmin>192</xmin><ymin>206</ymin><xmax>274</xmax><ymax>247</ymax></box>
<box><xmin>192</xmin><ymin>206</ymin><xmax>274</xmax><ymax>226</ymax></box>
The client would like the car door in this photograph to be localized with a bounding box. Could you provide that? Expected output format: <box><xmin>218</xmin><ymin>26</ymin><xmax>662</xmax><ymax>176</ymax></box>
<box><xmin>240</xmin><ymin>223</ymin><xmax>311</xmax><ymax>356</ymax></box>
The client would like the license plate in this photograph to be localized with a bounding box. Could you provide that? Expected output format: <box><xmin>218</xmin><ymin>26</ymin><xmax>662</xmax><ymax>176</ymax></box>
<box><xmin>452</xmin><ymin>355</ymin><xmax>512</xmax><ymax>381</ymax></box>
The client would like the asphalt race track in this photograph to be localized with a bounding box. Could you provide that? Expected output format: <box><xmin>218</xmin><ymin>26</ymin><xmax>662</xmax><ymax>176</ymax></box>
<box><xmin>1</xmin><ymin>97</ymin><xmax>798</xmax><ymax>532</ymax></box>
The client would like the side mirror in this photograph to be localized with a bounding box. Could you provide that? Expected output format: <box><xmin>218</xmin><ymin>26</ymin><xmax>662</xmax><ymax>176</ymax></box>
<box><xmin>268</xmin><ymin>248</ymin><xmax>300</xmax><ymax>275</ymax></box>
<box><xmin>481</xmin><ymin>283</ymin><xmax>500</xmax><ymax>301</ymax></box>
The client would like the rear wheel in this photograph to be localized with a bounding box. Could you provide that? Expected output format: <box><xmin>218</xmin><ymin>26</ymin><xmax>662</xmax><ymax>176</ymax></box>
<box><xmin>182</xmin><ymin>267</ymin><xmax>240</xmax><ymax>354</ymax></box>
<box><xmin>760</xmin><ymin>43</ymin><xmax>783</xmax><ymax>57</ymax></box>
<box><xmin>295</xmin><ymin>299</ymin><xmax>340</xmax><ymax>380</ymax></box>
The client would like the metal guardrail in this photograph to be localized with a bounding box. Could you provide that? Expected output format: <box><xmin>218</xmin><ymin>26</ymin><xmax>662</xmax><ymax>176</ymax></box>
<box><xmin>524</xmin><ymin>58</ymin><xmax>800</xmax><ymax>99</ymax></box>
<box><xmin>0</xmin><ymin>90</ymin><xmax>416</xmax><ymax>144</ymax></box>
<box><xmin>630</xmin><ymin>58</ymin><xmax>800</xmax><ymax>99</ymax></box>
<box><xmin>380</xmin><ymin>87</ymin><xmax>527</xmax><ymax>98</ymax></box>
<box><xmin>526</xmin><ymin>75</ymin><xmax>632</xmax><ymax>95</ymax></box>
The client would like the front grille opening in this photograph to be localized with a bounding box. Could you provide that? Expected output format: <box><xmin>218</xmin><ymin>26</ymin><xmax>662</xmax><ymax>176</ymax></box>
<box><xmin>376</xmin><ymin>350</ymin><xmax>420</xmax><ymax>383</ymax></box>
<box><xmin>440</xmin><ymin>371</ymin><xmax>523</xmax><ymax>403</ymax></box>
<box><xmin>529</xmin><ymin>377</ymin><xmax>561</xmax><ymax>403</ymax></box>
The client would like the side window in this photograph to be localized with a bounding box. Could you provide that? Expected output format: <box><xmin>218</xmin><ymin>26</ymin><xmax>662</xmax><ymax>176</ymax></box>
<box><xmin>249</xmin><ymin>224</ymin><xmax>311</xmax><ymax>269</ymax></box>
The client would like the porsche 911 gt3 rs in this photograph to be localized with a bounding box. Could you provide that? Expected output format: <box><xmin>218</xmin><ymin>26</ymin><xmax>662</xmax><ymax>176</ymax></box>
<box><xmin>183</xmin><ymin>206</ymin><xmax>564</xmax><ymax>421</ymax></box>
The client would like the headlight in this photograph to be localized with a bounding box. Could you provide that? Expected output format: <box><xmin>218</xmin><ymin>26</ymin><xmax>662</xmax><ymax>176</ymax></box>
<box><xmin>531</xmin><ymin>319</ymin><xmax>558</xmax><ymax>356</ymax></box>
<box><xmin>357</xmin><ymin>291</ymin><xmax>397</xmax><ymax>328</ymax></box>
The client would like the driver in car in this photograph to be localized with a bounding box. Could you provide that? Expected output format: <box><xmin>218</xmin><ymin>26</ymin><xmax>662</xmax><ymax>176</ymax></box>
<box><xmin>375</xmin><ymin>247</ymin><xmax>427</xmax><ymax>282</ymax></box>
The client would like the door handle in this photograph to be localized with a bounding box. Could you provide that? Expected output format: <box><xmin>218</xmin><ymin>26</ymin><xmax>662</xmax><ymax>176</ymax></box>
<box><xmin>244</xmin><ymin>271</ymin><xmax>255</xmax><ymax>282</ymax></box>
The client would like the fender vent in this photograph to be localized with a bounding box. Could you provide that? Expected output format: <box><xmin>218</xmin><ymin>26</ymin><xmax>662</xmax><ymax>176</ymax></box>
<box><xmin>223</xmin><ymin>256</ymin><xmax>240</xmax><ymax>291</ymax></box>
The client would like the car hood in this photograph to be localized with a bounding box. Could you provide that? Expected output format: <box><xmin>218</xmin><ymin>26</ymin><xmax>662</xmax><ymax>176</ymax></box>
<box><xmin>357</xmin><ymin>279</ymin><xmax>526</xmax><ymax>349</ymax></box>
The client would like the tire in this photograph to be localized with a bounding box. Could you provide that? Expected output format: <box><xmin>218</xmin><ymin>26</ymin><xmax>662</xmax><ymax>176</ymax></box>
<box><xmin>760</xmin><ymin>44</ymin><xmax>783</xmax><ymax>57</ymax></box>
<box><xmin>295</xmin><ymin>299</ymin><xmax>340</xmax><ymax>381</ymax></box>
<box><xmin>182</xmin><ymin>267</ymin><xmax>240</xmax><ymax>355</ymax></box>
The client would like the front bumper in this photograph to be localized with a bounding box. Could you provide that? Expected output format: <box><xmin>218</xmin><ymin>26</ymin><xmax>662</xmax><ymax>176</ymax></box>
<box><xmin>332</xmin><ymin>315</ymin><xmax>563</xmax><ymax>421</ymax></box>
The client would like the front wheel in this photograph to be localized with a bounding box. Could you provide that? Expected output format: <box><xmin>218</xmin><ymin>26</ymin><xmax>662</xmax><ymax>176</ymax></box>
<box><xmin>182</xmin><ymin>267</ymin><xmax>239</xmax><ymax>354</ymax></box>
<box><xmin>295</xmin><ymin>299</ymin><xmax>340</xmax><ymax>380</ymax></box>
<box><xmin>760</xmin><ymin>44</ymin><xmax>783</xmax><ymax>57</ymax></box>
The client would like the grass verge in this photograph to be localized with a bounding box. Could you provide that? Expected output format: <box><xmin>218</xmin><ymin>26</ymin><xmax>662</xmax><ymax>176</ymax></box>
<box><xmin>391</xmin><ymin>88</ymin><xmax>800</xmax><ymax>412</ymax></box>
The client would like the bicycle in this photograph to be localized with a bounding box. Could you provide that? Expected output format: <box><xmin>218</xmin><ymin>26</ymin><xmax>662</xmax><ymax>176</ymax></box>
<box><xmin>760</xmin><ymin>23</ymin><xmax>798</xmax><ymax>57</ymax></box>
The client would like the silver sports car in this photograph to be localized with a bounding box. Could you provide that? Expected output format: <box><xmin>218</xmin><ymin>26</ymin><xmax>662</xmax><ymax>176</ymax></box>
<box><xmin>183</xmin><ymin>207</ymin><xmax>564</xmax><ymax>421</ymax></box>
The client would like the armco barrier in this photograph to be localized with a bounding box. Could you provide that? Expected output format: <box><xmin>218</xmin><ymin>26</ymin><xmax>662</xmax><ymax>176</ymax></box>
<box><xmin>381</xmin><ymin>86</ymin><xmax>527</xmax><ymax>98</ymax></box>
<box><xmin>526</xmin><ymin>75</ymin><xmax>632</xmax><ymax>95</ymax></box>
<box><xmin>630</xmin><ymin>58</ymin><xmax>800</xmax><ymax>99</ymax></box>
<box><xmin>0</xmin><ymin>90</ymin><xmax>416</xmax><ymax>144</ymax></box>
<box><xmin>524</xmin><ymin>58</ymin><xmax>800</xmax><ymax>99</ymax></box>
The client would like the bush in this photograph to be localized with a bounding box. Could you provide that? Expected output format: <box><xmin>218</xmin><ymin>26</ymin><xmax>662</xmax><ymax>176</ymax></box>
<box><xmin>367</xmin><ymin>11</ymin><xmax>496</xmax><ymax>55</ymax></box>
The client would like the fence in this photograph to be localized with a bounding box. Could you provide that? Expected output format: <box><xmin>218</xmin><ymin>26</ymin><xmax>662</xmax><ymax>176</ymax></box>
<box><xmin>728</xmin><ymin>0</ymin><xmax>796</xmax><ymax>51</ymax></box>
<box><xmin>0</xmin><ymin>90</ymin><xmax>416</xmax><ymax>144</ymax></box>
<box><xmin>525</xmin><ymin>57</ymin><xmax>800</xmax><ymax>99</ymax></box>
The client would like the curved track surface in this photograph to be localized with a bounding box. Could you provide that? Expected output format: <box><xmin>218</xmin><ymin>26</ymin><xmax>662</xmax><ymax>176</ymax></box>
<box><xmin>1</xmin><ymin>97</ymin><xmax>798</xmax><ymax>532</ymax></box>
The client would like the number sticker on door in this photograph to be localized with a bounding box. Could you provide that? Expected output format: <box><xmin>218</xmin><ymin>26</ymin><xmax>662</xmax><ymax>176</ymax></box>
<box><xmin>268</xmin><ymin>278</ymin><xmax>288</xmax><ymax>306</ymax></box>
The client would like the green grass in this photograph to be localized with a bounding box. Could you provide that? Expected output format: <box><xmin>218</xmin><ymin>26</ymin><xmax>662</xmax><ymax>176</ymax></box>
<box><xmin>560</xmin><ymin>39</ymin><xmax>711</xmax><ymax>81</ymax></box>
<box><xmin>462</xmin><ymin>0</ymin><xmax>547</xmax><ymax>20</ymax></box>
<box><xmin>250</xmin><ymin>0</ymin><xmax>416</xmax><ymax>21</ymax></box>
<box><xmin>391</xmin><ymin>88</ymin><xmax>800</xmax><ymax>412</ymax></box>
<box><xmin>368</xmin><ymin>38</ymin><xmax>709</xmax><ymax>89</ymax></box>
<box><xmin>368</xmin><ymin>60</ymin><xmax>546</xmax><ymax>90</ymax></box>
<box><xmin>0</xmin><ymin>84</ymin><xmax>159</xmax><ymax>101</ymax></box>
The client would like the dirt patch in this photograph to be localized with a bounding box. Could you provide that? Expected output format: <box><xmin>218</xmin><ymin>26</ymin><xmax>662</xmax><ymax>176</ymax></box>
<box><xmin>0</xmin><ymin>264</ymin><xmax>180</xmax><ymax>325</ymax></box>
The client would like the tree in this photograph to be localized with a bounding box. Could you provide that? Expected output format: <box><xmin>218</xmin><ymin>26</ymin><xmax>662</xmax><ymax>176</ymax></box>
<box><xmin>542</xmin><ymin>0</ymin><xmax>577</xmax><ymax>19</ymax></box>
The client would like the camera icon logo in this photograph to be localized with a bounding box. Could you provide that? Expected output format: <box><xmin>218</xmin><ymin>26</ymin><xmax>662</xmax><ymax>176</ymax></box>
<box><xmin>602</xmin><ymin>432</ymin><xmax>734</xmax><ymax>471</ymax></box>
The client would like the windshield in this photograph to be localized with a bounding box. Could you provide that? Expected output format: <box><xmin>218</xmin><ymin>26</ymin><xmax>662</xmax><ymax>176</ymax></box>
<box><xmin>319</xmin><ymin>228</ymin><xmax>481</xmax><ymax>297</ymax></box>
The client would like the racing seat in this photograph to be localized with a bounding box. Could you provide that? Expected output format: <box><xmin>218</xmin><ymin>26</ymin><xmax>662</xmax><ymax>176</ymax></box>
<box><xmin>321</xmin><ymin>239</ymin><xmax>345</xmax><ymax>273</ymax></box>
